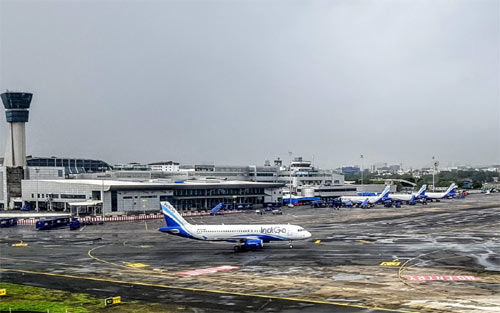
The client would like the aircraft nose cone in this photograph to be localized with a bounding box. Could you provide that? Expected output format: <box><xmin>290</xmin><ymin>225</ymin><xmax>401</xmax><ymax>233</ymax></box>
<box><xmin>305</xmin><ymin>231</ymin><xmax>312</xmax><ymax>238</ymax></box>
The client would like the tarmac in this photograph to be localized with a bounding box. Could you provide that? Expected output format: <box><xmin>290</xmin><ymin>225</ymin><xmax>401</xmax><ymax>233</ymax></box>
<box><xmin>1</xmin><ymin>194</ymin><xmax>499</xmax><ymax>312</ymax></box>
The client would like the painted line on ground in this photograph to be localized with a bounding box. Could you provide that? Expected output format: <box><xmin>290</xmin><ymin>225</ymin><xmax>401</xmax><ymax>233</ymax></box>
<box><xmin>0</xmin><ymin>257</ymin><xmax>82</xmax><ymax>268</ymax></box>
<box><xmin>88</xmin><ymin>245</ymin><xmax>167</xmax><ymax>275</ymax></box>
<box><xmin>356</xmin><ymin>239</ymin><xmax>373</xmax><ymax>244</ymax></box>
<box><xmin>0</xmin><ymin>268</ymin><xmax>416</xmax><ymax>313</ymax></box>
<box><xmin>177</xmin><ymin>265</ymin><xmax>240</xmax><ymax>276</ymax></box>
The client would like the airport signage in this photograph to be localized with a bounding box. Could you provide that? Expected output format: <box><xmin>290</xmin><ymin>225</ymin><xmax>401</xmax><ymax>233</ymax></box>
<box><xmin>177</xmin><ymin>265</ymin><xmax>240</xmax><ymax>276</ymax></box>
<box><xmin>405</xmin><ymin>275</ymin><xmax>477</xmax><ymax>281</ymax></box>
<box><xmin>105</xmin><ymin>296</ymin><xmax>121</xmax><ymax>305</ymax></box>
<box><xmin>0</xmin><ymin>289</ymin><xmax>6</xmax><ymax>296</ymax></box>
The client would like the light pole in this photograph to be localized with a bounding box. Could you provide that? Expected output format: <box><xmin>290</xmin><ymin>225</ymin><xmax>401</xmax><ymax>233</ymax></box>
<box><xmin>35</xmin><ymin>168</ymin><xmax>39</xmax><ymax>212</ymax></box>
<box><xmin>360</xmin><ymin>154</ymin><xmax>364</xmax><ymax>185</ymax></box>
<box><xmin>289</xmin><ymin>151</ymin><xmax>293</xmax><ymax>205</ymax></box>
<box><xmin>432</xmin><ymin>156</ymin><xmax>439</xmax><ymax>192</ymax></box>
<box><xmin>101</xmin><ymin>179</ymin><xmax>105</xmax><ymax>218</ymax></box>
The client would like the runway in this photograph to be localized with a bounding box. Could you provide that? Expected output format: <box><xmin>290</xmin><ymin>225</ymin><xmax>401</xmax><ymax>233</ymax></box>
<box><xmin>1</xmin><ymin>194</ymin><xmax>499</xmax><ymax>312</ymax></box>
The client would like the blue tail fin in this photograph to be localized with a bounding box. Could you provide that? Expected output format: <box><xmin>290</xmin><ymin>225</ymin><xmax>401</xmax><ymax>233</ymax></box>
<box><xmin>416</xmin><ymin>185</ymin><xmax>427</xmax><ymax>197</ymax></box>
<box><xmin>376</xmin><ymin>185</ymin><xmax>391</xmax><ymax>202</ymax></box>
<box><xmin>161</xmin><ymin>202</ymin><xmax>189</xmax><ymax>227</ymax></box>
<box><xmin>445</xmin><ymin>183</ymin><xmax>457</xmax><ymax>196</ymax></box>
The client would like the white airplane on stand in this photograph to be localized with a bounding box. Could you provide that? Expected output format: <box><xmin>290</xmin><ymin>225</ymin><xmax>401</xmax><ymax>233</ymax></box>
<box><xmin>158</xmin><ymin>202</ymin><xmax>311</xmax><ymax>251</ymax></box>
<box><xmin>387</xmin><ymin>185</ymin><xmax>427</xmax><ymax>204</ymax></box>
<box><xmin>424</xmin><ymin>183</ymin><xmax>457</xmax><ymax>201</ymax></box>
<box><xmin>340</xmin><ymin>185</ymin><xmax>391</xmax><ymax>208</ymax></box>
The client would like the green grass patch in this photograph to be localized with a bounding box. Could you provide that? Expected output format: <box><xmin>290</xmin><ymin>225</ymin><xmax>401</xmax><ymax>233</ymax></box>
<box><xmin>0</xmin><ymin>282</ymin><xmax>102</xmax><ymax>312</ymax></box>
<box><xmin>0</xmin><ymin>282</ymin><xmax>191</xmax><ymax>313</ymax></box>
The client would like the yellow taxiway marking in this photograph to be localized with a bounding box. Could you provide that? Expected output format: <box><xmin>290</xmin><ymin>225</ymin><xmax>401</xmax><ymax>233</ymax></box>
<box><xmin>314</xmin><ymin>240</ymin><xmax>321</xmax><ymax>244</ymax></box>
<box><xmin>380</xmin><ymin>259</ymin><xmax>401</xmax><ymax>267</ymax></box>
<box><xmin>88</xmin><ymin>245</ymin><xmax>121</xmax><ymax>267</ymax></box>
<box><xmin>356</xmin><ymin>239</ymin><xmax>373</xmax><ymax>244</ymax></box>
<box><xmin>123</xmin><ymin>262</ymin><xmax>149</xmax><ymax>268</ymax></box>
<box><xmin>0</xmin><ymin>268</ymin><xmax>417</xmax><ymax>313</ymax></box>
<box><xmin>12</xmin><ymin>240</ymin><xmax>28</xmax><ymax>247</ymax></box>
<box><xmin>88</xmin><ymin>246</ymin><xmax>166</xmax><ymax>275</ymax></box>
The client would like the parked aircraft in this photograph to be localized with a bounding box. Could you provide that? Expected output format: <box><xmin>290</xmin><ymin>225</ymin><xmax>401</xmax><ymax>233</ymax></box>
<box><xmin>158</xmin><ymin>202</ymin><xmax>311</xmax><ymax>251</ymax></box>
<box><xmin>340</xmin><ymin>185</ymin><xmax>391</xmax><ymax>208</ymax></box>
<box><xmin>424</xmin><ymin>183</ymin><xmax>457</xmax><ymax>201</ymax></box>
<box><xmin>387</xmin><ymin>185</ymin><xmax>427</xmax><ymax>204</ymax></box>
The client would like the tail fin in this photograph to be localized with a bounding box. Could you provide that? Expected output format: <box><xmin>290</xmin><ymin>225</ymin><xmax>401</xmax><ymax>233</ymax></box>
<box><xmin>445</xmin><ymin>183</ymin><xmax>457</xmax><ymax>196</ymax></box>
<box><xmin>446</xmin><ymin>183</ymin><xmax>458</xmax><ymax>195</ymax></box>
<box><xmin>416</xmin><ymin>185</ymin><xmax>427</xmax><ymax>197</ymax></box>
<box><xmin>380</xmin><ymin>185</ymin><xmax>391</xmax><ymax>198</ymax></box>
<box><xmin>161</xmin><ymin>202</ymin><xmax>190</xmax><ymax>227</ymax></box>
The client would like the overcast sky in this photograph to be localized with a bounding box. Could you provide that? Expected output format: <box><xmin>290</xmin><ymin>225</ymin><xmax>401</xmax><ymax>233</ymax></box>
<box><xmin>0</xmin><ymin>0</ymin><xmax>498</xmax><ymax>169</ymax></box>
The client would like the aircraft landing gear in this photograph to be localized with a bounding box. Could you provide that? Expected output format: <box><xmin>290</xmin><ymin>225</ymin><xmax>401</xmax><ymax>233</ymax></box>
<box><xmin>289</xmin><ymin>241</ymin><xmax>293</xmax><ymax>249</ymax></box>
<box><xmin>234</xmin><ymin>245</ymin><xmax>241</xmax><ymax>252</ymax></box>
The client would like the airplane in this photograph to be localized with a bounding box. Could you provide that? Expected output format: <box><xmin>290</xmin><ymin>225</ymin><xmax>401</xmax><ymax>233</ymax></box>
<box><xmin>158</xmin><ymin>201</ymin><xmax>312</xmax><ymax>251</ymax></box>
<box><xmin>424</xmin><ymin>183</ymin><xmax>457</xmax><ymax>201</ymax></box>
<box><xmin>340</xmin><ymin>185</ymin><xmax>391</xmax><ymax>208</ymax></box>
<box><xmin>387</xmin><ymin>185</ymin><xmax>427</xmax><ymax>204</ymax></box>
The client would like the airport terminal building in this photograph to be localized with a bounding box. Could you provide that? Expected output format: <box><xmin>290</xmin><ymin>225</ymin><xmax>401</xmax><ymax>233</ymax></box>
<box><xmin>20</xmin><ymin>179</ymin><xmax>284</xmax><ymax>213</ymax></box>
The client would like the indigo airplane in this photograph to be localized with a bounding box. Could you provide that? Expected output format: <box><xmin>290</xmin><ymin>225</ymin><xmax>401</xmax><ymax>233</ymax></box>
<box><xmin>424</xmin><ymin>183</ymin><xmax>457</xmax><ymax>201</ymax></box>
<box><xmin>387</xmin><ymin>185</ymin><xmax>427</xmax><ymax>204</ymax></box>
<box><xmin>159</xmin><ymin>202</ymin><xmax>312</xmax><ymax>251</ymax></box>
<box><xmin>340</xmin><ymin>185</ymin><xmax>391</xmax><ymax>208</ymax></box>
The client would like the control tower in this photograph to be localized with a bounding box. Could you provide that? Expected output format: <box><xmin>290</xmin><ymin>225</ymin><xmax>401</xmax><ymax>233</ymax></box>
<box><xmin>1</xmin><ymin>92</ymin><xmax>32</xmax><ymax>209</ymax></box>
<box><xmin>1</xmin><ymin>92</ymin><xmax>32</xmax><ymax>167</ymax></box>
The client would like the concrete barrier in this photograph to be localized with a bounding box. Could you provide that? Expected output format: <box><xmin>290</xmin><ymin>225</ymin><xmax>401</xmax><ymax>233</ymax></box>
<box><xmin>15</xmin><ymin>210</ymin><xmax>244</xmax><ymax>225</ymax></box>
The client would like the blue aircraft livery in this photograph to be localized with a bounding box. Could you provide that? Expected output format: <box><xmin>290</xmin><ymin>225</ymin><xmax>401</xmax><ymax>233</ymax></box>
<box><xmin>158</xmin><ymin>201</ymin><xmax>311</xmax><ymax>251</ymax></box>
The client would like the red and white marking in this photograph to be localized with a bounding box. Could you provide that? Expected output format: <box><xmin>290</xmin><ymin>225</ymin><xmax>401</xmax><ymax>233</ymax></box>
<box><xmin>405</xmin><ymin>275</ymin><xmax>477</xmax><ymax>281</ymax></box>
<box><xmin>177</xmin><ymin>265</ymin><xmax>240</xmax><ymax>276</ymax></box>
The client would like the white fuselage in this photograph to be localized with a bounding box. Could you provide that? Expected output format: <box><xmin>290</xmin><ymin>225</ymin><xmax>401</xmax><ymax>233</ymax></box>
<box><xmin>388</xmin><ymin>194</ymin><xmax>414</xmax><ymax>201</ymax></box>
<box><xmin>163</xmin><ymin>223</ymin><xmax>311</xmax><ymax>242</ymax></box>
<box><xmin>425</xmin><ymin>191</ymin><xmax>450</xmax><ymax>199</ymax></box>
<box><xmin>340</xmin><ymin>195</ymin><xmax>381</xmax><ymax>204</ymax></box>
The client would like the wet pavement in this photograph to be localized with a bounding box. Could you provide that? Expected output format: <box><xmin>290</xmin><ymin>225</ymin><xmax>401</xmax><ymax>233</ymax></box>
<box><xmin>1</xmin><ymin>194</ymin><xmax>499</xmax><ymax>312</ymax></box>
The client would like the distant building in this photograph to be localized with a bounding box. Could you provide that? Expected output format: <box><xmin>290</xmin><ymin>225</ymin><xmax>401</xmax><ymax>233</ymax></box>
<box><xmin>0</xmin><ymin>156</ymin><xmax>112</xmax><ymax>209</ymax></box>
<box><xmin>113</xmin><ymin>163</ymin><xmax>149</xmax><ymax>171</ymax></box>
<box><xmin>21</xmin><ymin>179</ymin><xmax>284</xmax><ymax>212</ymax></box>
<box><xmin>26</xmin><ymin>156</ymin><xmax>112</xmax><ymax>173</ymax></box>
<box><xmin>149</xmin><ymin>161</ymin><xmax>180</xmax><ymax>172</ymax></box>
<box><xmin>341</xmin><ymin>166</ymin><xmax>360</xmax><ymax>175</ymax></box>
